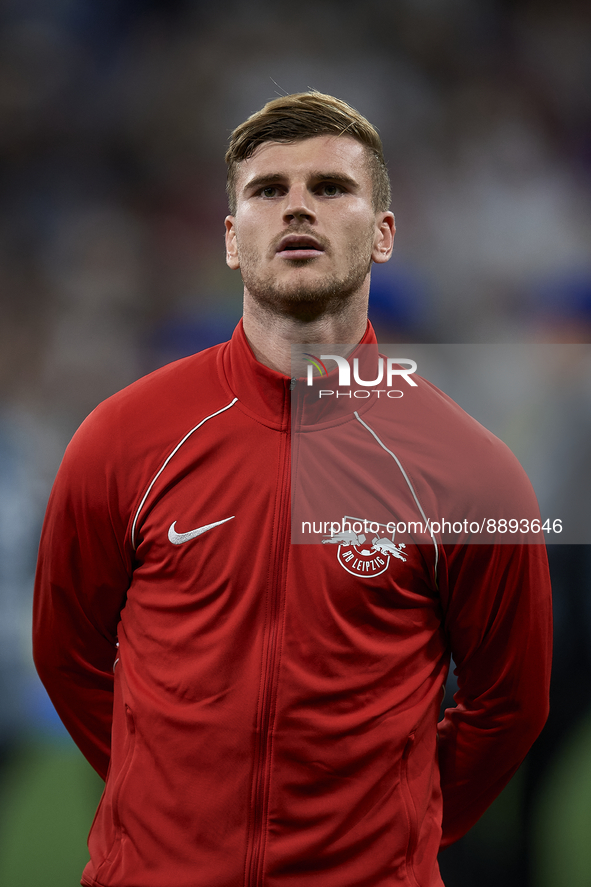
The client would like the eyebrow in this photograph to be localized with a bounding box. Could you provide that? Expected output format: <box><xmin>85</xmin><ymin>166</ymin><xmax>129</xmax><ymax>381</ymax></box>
<box><xmin>242</xmin><ymin>171</ymin><xmax>360</xmax><ymax>194</ymax></box>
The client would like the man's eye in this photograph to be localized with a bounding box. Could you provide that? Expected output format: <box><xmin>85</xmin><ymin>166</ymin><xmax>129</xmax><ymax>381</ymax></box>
<box><xmin>319</xmin><ymin>183</ymin><xmax>342</xmax><ymax>197</ymax></box>
<box><xmin>261</xmin><ymin>186</ymin><xmax>279</xmax><ymax>198</ymax></box>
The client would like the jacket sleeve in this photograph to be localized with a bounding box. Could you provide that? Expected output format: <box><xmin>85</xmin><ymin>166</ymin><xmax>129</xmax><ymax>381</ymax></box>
<box><xmin>436</xmin><ymin>538</ymin><xmax>552</xmax><ymax>848</ymax></box>
<box><xmin>33</xmin><ymin>410</ymin><xmax>134</xmax><ymax>780</ymax></box>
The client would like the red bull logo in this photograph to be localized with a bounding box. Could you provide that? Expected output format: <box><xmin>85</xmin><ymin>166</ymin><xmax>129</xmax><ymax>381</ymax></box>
<box><xmin>322</xmin><ymin>516</ymin><xmax>407</xmax><ymax>577</ymax></box>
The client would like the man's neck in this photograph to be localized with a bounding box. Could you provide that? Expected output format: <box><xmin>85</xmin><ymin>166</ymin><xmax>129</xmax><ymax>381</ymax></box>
<box><xmin>242</xmin><ymin>290</ymin><xmax>369</xmax><ymax>377</ymax></box>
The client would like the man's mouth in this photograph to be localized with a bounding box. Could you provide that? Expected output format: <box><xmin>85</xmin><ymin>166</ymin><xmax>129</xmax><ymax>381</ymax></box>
<box><xmin>276</xmin><ymin>234</ymin><xmax>325</xmax><ymax>260</ymax></box>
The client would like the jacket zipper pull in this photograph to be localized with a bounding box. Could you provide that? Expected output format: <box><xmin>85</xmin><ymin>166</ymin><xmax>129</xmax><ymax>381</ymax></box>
<box><xmin>290</xmin><ymin>377</ymin><xmax>297</xmax><ymax>390</ymax></box>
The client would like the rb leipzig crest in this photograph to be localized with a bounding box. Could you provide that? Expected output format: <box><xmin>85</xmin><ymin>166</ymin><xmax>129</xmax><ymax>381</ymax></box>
<box><xmin>322</xmin><ymin>515</ymin><xmax>407</xmax><ymax>578</ymax></box>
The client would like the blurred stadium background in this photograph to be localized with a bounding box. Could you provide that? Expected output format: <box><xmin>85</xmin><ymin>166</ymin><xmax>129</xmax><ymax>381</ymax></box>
<box><xmin>1</xmin><ymin>0</ymin><xmax>590</xmax><ymax>884</ymax></box>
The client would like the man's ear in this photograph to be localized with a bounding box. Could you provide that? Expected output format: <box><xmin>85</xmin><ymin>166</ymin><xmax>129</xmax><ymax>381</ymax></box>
<box><xmin>371</xmin><ymin>212</ymin><xmax>395</xmax><ymax>264</ymax></box>
<box><xmin>225</xmin><ymin>216</ymin><xmax>240</xmax><ymax>270</ymax></box>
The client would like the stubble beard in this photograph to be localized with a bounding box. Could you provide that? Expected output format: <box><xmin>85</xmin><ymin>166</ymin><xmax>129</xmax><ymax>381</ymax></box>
<box><xmin>238</xmin><ymin>230</ymin><xmax>375</xmax><ymax>319</ymax></box>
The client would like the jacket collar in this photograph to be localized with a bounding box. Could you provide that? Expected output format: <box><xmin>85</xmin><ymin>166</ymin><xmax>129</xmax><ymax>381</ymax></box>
<box><xmin>218</xmin><ymin>319</ymin><xmax>380</xmax><ymax>430</ymax></box>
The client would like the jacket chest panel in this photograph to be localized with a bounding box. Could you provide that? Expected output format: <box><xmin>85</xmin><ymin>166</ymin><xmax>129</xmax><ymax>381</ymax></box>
<box><xmin>121</xmin><ymin>424</ymin><xmax>289</xmax><ymax>670</ymax></box>
<box><xmin>282</xmin><ymin>543</ymin><xmax>443</xmax><ymax>690</ymax></box>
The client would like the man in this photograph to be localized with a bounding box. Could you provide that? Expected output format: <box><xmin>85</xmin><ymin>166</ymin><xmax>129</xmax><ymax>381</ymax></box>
<box><xmin>33</xmin><ymin>92</ymin><xmax>552</xmax><ymax>887</ymax></box>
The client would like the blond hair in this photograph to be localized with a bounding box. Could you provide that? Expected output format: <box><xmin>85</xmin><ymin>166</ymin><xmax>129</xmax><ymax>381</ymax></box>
<box><xmin>225</xmin><ymin>91</ymin><xmax>391</xmax><ymax>214</ymax></box>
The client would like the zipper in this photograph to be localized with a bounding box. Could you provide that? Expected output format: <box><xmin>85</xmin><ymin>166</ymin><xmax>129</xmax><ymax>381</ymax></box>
<box><xmin>245</xmin><ymin>383</ymin><xmax>293</xmax><ymax>887</ymax></box>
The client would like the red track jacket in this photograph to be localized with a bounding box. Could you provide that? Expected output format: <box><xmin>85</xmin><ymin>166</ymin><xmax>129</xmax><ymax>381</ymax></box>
<box><xmin>33</xmin><ymin>321</ymin><xmax>552</xmax><ymax>887</ymax></box>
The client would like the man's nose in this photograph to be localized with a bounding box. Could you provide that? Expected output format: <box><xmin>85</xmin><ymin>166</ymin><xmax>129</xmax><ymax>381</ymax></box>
<box><xmin>283</xmin><ymin>185</ymin><xmax>316</xmax><ymax>223</ymax></box>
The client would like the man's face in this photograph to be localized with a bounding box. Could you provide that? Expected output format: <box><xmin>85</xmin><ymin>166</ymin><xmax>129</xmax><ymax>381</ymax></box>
<box><xmin>225</xmin><ymin>135</ymin><xmax>395</xmax><ymax>315</ymax></box>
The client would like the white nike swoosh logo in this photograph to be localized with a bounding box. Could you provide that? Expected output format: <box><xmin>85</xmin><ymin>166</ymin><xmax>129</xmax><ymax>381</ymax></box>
<box><xmin>168</xmin><ymin>516</ymin><xmax>235</xmax><ymax>545</ymax></box>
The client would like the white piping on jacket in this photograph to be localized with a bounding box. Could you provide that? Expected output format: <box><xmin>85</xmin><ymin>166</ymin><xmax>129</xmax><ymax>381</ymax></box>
<box><xmin>353</xmin><ymin>410</ymin><xmax>439</xmax><ymax>576</ymax></box>
<box><xmin>130</xmin><ymin>398</ymin><xmax>238</xmax><ymax>550</ymax></box>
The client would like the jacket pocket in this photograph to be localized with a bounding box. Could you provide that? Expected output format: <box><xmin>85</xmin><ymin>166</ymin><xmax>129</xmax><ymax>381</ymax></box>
<box><xmin>93</xmin><ymin>704</ymin><xmax>136</xmax><ymax>880</ymax></box>
<box><xmin>401</xmin><ymin>732</ymin><xmax>421</xmax><ymax>887</ymax></box>
<box><xmin>111</xmin><ymin>704</ymin><xmax>136</xmax><ymax>833</ymax></box>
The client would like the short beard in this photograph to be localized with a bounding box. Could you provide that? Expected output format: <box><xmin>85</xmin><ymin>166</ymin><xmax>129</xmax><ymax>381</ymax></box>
<box><xmin>238</xmin><ymin>233</ymin><xmax>374</xmax><ymax>321</ymax></box>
